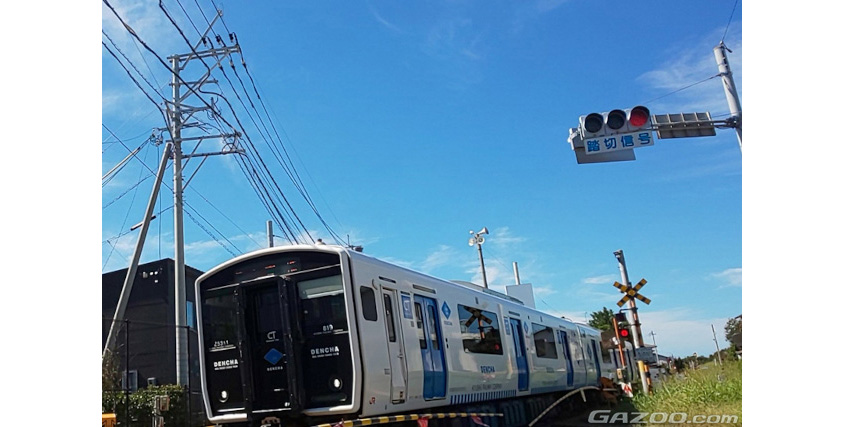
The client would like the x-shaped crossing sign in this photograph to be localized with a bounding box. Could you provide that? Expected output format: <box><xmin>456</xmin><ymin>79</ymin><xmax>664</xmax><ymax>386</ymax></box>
<box><xmin>613</xmin><ymin>278</ymin><xmax>651</xmax><ymax>307</ymax></box>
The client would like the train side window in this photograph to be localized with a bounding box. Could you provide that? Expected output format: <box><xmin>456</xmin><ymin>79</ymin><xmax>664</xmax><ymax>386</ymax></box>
<box><xmin>457</xmin><ymin>304</ymin><xmax>503</xmax><ymax>355</ymax></box>
<box><xmin>427</xmin><ymin>305</ymin><xmax>440</xmax><ymax>351</ymax></box>
<box><xmin>532</xmin><ymin>323</ymin><xmax>558</xmax><ymax>359</ymax></box>
<box><xmin>415</xmin><ymin>302</ymin><xmax>427</xmax><ymax>349</ymax></box>
<box><xmin>360</xmin><ymin>286</ymin><xmax>377</xmax><ymax>321</ymax></box>
<box><xmin>383</xmin><ymin>293</ymin><xmax>396</xmax><ymax>342</ymax></box>
<box><xmin>601</xmin><ymin>341</ymin><xmax>612</xmax><ymax>364</ymax></box>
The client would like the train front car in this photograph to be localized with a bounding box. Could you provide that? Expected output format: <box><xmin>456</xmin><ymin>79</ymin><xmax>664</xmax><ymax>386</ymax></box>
<box><xmin>196</xmin><ymin>246</ymin><xmax>360</xmax><ymax>427</ymax></box>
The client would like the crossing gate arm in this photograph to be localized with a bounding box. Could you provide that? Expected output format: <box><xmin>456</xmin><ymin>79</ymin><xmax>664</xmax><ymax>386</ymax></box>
<box><xmin>527</xmin><ymin>386</ymin><xmax>601</xmax><ymax>427</ymax></box>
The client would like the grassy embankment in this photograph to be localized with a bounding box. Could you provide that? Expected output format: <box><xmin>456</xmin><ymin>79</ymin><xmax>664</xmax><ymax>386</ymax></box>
<box><xmin>623</xmin><ymin>360</ymin><xmax>742</xmax><ymax>426</ymax></box>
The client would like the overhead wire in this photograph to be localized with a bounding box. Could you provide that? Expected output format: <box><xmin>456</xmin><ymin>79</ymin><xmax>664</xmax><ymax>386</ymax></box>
<box><xmin>104</xmin><ymin>0</ymin><xmax>347</xmax><ymax>260</ymax></box>
<box><xmin>235</xmin><ymin>55</ymin><xmax>345</xmax><ymax>244</ymax></box>
<box><xmin>201</xmin><ymin>80</ymin><xmax>313</xmax><ymax>244</ymax></box>
<box><xmin>102</xmin><ymin>144</ymin><xmax>153</xmax><ymax>270</ymax></box>
<box><xmin>640</xmin><ymin>74</ymin><xmax>721</xmax><ymax>106</ymax></box>
<box><xmin>102</xmin><ymin>41</ymin><xmax>168</xmax><ymax>121</ymax></box>
<box><xmin>721</xmin><ymin>0</ymin><xmax>740</xmax><ymax>44</ymax></box>
<box><xmin>160</xmin><ymin>0</ymin><xmax>315</xmax><ymax>243</ymax></box>
<box><xmin>102</xmin><ymin>30</ymin><xmax>168</xmax><ymax>102</ymax></box>
<box><xmin>193</xmin><ymin>1</ymin><xmax>345</xmax><ymax>244</ymax></box>
<box><xmin>186</xmin><ymin>1</ymin><xmax>343</xmax><ymax>245</ymax></box>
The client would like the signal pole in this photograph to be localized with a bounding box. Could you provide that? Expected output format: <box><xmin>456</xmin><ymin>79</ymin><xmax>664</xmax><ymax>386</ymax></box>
<box><xmin>614</xmin><ymin>249</ymin><xmax>650</xmax><ymax>393</ymax></box>
<box><xmin>469</xmin><ymin>228</ymin><xmax>489</xmax><ymax>288</ymax></box>
<box><xmin>714</xmin><ymin>41</ymin><xmax>742</xmax><ymax>150</ymax></box>
<box><xmin>613</xmin><ymin>250</ymin><xmax>643</xmax><ymax>349</ymax></box>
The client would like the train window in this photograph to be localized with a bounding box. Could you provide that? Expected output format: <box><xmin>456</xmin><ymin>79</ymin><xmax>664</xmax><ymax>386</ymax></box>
<box><xmin>383</xmin><ymin>293</ymin><xmax>396</xmax><ymax>342</ymax></box>
<box><xmin>415</xmin><ymin>302</ymin><xmax>427</xmax><ymax>349</ymax></box>
<box><xmin>360</xmin><ymin>286</ymin><xmax>377</xmax><ymax>321</ymax></box>
<box><xmin>531</xmin><ymin>323</ymin><xmax>558</xmax><ymax>359</ymax></box>
<box><xmin>299</xmin><ymin>275</ymin><xmax>348</xmax><ymax>336</ymax></box>
<box><xmin>458</xmin><ymin>304</ymin><xmax>503</xmax><ymax>355</ymax></box>
<box><xmin>601</xmin><ymin>342</ymin><xmax>612</xmax><ymax>364</ymax></box>
<box><xmin>428</xmin><ymin>305</ymin><xmax>440</xmax><ymax>351</ymax></box>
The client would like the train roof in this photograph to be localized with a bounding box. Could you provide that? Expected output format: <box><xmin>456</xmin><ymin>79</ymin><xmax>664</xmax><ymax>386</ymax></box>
<box><xmin>199</xmin><ymin>244</ymin><xmax>587</xmax><ymax>331</ymax></box>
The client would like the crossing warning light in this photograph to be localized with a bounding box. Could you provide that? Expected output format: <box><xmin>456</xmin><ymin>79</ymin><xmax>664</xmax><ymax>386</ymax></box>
<box><xmin>628</xmin><ymin>106</ymin><xmax>650</xmax><ymax>128</ymax></box>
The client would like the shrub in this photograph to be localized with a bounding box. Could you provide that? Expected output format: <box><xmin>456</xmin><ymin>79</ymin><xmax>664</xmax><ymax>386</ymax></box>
<box><xmin>631</xmin><ymin>361</ymin><xmax>741</xmax><ymax>426</ymax></box>
<box><xmin>102</xmin><ymin>384</ymin><xmax>197</xmax><ymax>427</ymax></box>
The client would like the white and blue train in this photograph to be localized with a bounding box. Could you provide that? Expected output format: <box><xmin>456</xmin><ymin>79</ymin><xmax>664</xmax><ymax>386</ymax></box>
<box><xmin>196</xmin><ymin>245</ymin><xmax>635</xmax><ymax>427</ymax></box>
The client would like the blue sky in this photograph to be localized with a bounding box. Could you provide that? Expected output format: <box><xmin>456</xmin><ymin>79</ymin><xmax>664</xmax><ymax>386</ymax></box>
<box><xmin>101</xmin><ymin>0</ymin><xmax>743</xmax><ymax>359</ymax></box>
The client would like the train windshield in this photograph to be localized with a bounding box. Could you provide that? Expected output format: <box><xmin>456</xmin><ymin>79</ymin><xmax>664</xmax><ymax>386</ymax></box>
<box><xmin>198</xmin><ymin>250</ymin><xmax>353</xmax><ymax>420</ymax></box>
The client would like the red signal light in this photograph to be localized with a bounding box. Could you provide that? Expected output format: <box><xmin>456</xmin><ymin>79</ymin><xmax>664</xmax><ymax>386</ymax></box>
<box><xmin>619</xmin><ymin>328</ymin><xmax>630</xmax><ymax>338</ymax></box>
<box><xmin>628</xmin><ymin>106</ymin><xmax>650</xmax><ymax>127</ymax></box>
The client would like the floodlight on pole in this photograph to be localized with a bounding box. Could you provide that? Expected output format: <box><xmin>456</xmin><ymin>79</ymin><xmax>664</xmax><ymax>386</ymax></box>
<box><xmin>469</xmin><ymin>227</ymin><xmax>489</xmax><ymax>289</ymax></box>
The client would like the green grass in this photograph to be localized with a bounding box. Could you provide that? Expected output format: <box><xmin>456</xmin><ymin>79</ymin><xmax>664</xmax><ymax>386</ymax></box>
<box><xmin>627</xmin><ymin>361</ymin><xmax>741</xmax><ymax>426</ymax></box>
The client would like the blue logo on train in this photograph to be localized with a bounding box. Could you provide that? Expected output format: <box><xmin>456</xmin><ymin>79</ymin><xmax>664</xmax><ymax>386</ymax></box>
<box><xmin>442</xmin><ymin>301</ymin><xmax>451</xmax><ymax>318</ymax></box>
<box><xmin>264</xmin><ymin>348</ymin><xmax>283</xmax><ymax>365</ymax></box>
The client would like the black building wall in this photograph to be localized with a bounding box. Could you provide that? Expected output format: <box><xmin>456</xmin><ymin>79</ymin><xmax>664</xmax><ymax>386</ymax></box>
<box><xmin>102</xmin><ymin>259</ymin><xmax>204</xmax><ymax>389</ymax></box>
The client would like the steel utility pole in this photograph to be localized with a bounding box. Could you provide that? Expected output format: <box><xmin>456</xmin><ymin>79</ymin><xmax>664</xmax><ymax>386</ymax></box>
<box><xmin>714</xmin><ymin>41</ymin><xmax>742</xmax><ymax>150</ymax></box>
<box><xmin>167</xmin><ymin>10</ymin><xmax>241</xmax><ymax>386</ymax></box>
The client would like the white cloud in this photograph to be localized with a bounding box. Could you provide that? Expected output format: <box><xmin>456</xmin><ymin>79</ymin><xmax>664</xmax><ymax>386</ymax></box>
<box><xmin>367</xmin><ymin>2</ymin><xmax>402</xmax><ymax>33</ymax></box>
<box><xmin>421</xmin><ymin>245</ymin><xmax>460</xmax><ymax>271</ymax></box>
<box><xmin>712</xmin><ymin>267</ymin><xmax>742</xmax><ymax>287</ymax></box>
<box><xmin>635</xmin><ymin>308</ymin><xmax>732</xmax><ymax>358</ymax></box>
<box><xmin>582</xmin><ymin>274</ymin><xmax>618</xmax><ymax>285</ymax></box>
<box><xmin>637</xmin><ymin>26</ymin><xmax>742</xmax><ymax>117</ymax></box>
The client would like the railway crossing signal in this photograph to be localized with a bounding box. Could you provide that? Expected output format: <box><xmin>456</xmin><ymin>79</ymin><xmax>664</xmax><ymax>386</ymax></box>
<box><xmin>579</xmin><ymin>106</ymin><xmax>652</xmax><ymax>138</ymax></box>
<box><xmin>618</xmin><ymin>325</ymin><xmax>631</xmax><ymax>342</ymax></box>
<box><xmin>613</xmin><ymin>312</ymin><xmax>632</xmax><ymax>343</ymax></box>
<box><xmin>613</xmin><ymin>279</ymin><xmax>651</xmax><ymax>307</ymax></box>
<box><xmin>577</xmin><ymin>106</ymin><xmax>654</xmax><ymax>156</ymax></box>
<box><xmin>566</xmin><ymin>44</ymin><xmax>741</xmax><ymax>164</ymax></box>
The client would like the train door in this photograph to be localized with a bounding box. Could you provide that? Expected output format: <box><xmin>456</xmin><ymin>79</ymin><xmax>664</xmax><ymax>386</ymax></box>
<box><xmin>558</xmin><ymin>330</ymin><xmax>574</xmax><ymax>387</ymax></box>
<box><xmin>508</xmin><ymin>318</ymin><xmax>529</xmax><ymax>391</ymax></box>
<box><xmin>414</xmin><ymin>295</ymin><xmax>447</xmax><ymax>400</ymax></box>
<box><xmin>589</xmin><ymin>339</ymin><xmax>601</xmax><ymax>384</ymax></box>
<box><xmin>380</xmin><ymin>285</ymin><xmax>408</xmax><ymax>403</ymax></box>
<box><xmin>569</xmin><ymin>328</ymin><xmax>586</xmax><ymax>387</ymax></box>
<box><xmin>237</xmin><ymin>279</ymin><xmax>297</xmax><ymax>412</ymax></box>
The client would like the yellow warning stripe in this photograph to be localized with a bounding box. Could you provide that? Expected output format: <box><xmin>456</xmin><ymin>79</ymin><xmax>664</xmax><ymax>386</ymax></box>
<box><xmin>311</xmin><ymin>412</ymin><xmax>503</xmax><ymax>427</ymax></box>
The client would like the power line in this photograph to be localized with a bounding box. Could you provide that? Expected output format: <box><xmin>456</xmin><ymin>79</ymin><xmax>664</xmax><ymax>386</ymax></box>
<box><xmin>102</xmin><ymin>30</ymin><xmax>167</xmax><ymax>102</ymax></box>
<box><xmin>104</xmin><ymin>0</ymin><xmax>346</xmax><ymax>252</ymax></box>
<box><xmin>640</xmin><ymin>74</ymin><xmax>721</xmax><ymax>106</ymax></box>
<box><xmin>721</xmin><ymin>0</ymin><xmax>740</xmax><ymax>43</ymax></box>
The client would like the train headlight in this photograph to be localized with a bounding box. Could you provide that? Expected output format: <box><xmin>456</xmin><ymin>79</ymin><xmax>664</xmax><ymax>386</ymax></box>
<box><xmin>329</xmin><ymin>376</ymin><xmax>342</xmax><ymax>391</ymax></box>
<box><xmin>219</xmin><ymin>390</ymin><xmax>229</xmax><ymax>403</ymax></box>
